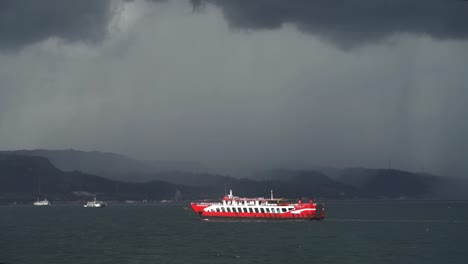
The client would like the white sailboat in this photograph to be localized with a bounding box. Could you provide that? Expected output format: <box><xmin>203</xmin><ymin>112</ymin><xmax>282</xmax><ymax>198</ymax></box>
<box><xmin>33</xmin><ymin>174</ymin><xmax>50</xmax><ymax>206</ymax></box>
<box><xmin>34</xmin><ymin>197</ymin><xmax>50</xmax><ymax>206</ymax></box>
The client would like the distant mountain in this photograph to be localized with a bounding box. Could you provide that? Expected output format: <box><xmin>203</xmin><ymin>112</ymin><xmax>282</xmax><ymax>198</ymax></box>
<box><xmin>333</xmin><ymin>168</ymin><xmax>434</xmax><ymax>198</ymax></box>
<box><xmin>0</xmin><ymin>149</ymin><xmax>209</xmax><ymax>182</ymax></box>
<box><xmin>1</xmin><ymin>149</ymin><xmax>464</xmax><ymax>202</ymax></box>
<box><xmin>254</xmin><ymin>168</ymin><xmax>468</xmax><ymax>199</ymax></box>
<box><xmin>0</xmin><ymin>149</ymin><xmax>144</xmax><ymax>174</ymax></box>
<box><xmin>0</xmin><ymin>153</ymin><xmax>357</xmax><ymax>203</ymax></box>
<box><xmin>250</xmin><ymin>169</ymin><xmax>359</xmax><ymax>198</ymax></box>
<box><xmin>0</xmin><ymin>154</ymin><xmax>198</xmax><ymax>203</ymax></box>
<box><xmin>313</xmin><ymin>167</ymin><xmax>467</xmax><ymax>199</ymax></box>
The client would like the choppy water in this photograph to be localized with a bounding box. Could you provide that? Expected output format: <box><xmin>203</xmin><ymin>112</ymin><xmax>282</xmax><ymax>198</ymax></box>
<box><xmin>1</xmin><ymin>201</ymin><xmax>467</xmax><ymax>264</ymax></box>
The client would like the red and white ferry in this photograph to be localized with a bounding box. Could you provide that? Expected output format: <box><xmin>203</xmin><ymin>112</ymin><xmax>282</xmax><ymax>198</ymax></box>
<box><xmin>191</xmin><ymin>190</ymin><xmax>324</xmax><ymax>220</ymax></box>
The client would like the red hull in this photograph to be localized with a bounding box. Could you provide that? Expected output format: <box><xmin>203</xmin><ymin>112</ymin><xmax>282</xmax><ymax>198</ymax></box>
<box><xmin>191</xmin><ymin>204</ymin><xmax>324</xmax><ymax>220</ymax></box>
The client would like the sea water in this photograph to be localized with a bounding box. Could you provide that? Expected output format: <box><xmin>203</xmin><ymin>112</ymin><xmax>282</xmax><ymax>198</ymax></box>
<box><xmin>1</xmin><ymin>201</ymin><xmax>467</xmax><ymax>264</ymax></box>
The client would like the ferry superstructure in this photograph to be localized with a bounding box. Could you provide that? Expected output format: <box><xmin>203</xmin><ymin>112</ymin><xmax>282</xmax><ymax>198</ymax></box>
<box><xmin>191</xmin><ymin>190</ymin><xmax>324</xmax><ymax>220</ymax></box>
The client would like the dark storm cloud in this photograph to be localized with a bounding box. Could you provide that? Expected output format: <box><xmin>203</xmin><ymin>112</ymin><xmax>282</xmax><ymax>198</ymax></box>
<box><xmin>193</xmin><ymin>0</ymin><xmax>468</xmax><ymax>48</ymax></box>
<box><xmin>0</xmin><ymin>0</ymin><xmax>112</xmax><ymax>50</ymax></box>
<box><xmin>1</xmin><ymin>0</ymin><xmax>467</xmax><ymax>179</ymax></box>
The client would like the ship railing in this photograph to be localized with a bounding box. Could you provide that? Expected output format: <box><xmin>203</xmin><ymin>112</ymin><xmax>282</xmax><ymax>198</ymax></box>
<box><xmin>194</xmin><ymin>202</ymin><xmax>222</xmax><ymax>206</ymax></box>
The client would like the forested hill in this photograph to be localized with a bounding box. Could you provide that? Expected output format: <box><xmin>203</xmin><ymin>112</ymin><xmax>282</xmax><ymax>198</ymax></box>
<box><xmin>0</xmin><ymin>149</ymin><xmax>207</xmax><ymax>182</ymax></box>
<box><xmin>0</xmin><ymin>154</ymin><xmax>192</xmax><ymax>203</ymax></box>
<box><xmin>0</xmin><ymin>154</ymin><xmax>357</xmax><ymax>203</ymax></box>
<box><xmin>1</xmin><ymin>152</ymin><xmax>463</xmax><ymax>204</ymax></box>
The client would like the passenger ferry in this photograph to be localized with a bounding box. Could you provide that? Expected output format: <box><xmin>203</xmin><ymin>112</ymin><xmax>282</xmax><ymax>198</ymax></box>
<box><xmin>83</xmin><ymin>197</ymin><xmax>107</xmax><ymax>208</ymax></box>
<box><xmin>190</xmin><ymin>190</ymin><xmax>324</xmax><ymax>220</ymax></box>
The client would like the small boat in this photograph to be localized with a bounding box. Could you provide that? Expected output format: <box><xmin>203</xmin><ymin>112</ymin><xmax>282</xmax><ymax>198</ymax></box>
<box><xmin>84</xmin><ymin>197</ymin><xmax>107</xmax><ymax>208</ymax></box>
<box><xmin>191</xmin><ymin>190</ymin><xmax>325</xmax><ymax>220</ymax></box>
<box><xmin>33</xmin><ymin>198</ymin><xmax>50</xmax><ymax>206</ymax></box>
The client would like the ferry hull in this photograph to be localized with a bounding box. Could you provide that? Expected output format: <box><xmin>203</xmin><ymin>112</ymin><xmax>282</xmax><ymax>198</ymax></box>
<box><xmin>191</xmin><ymin>203</ymin><xmax>325</xmax><ymax>220</ymax></box>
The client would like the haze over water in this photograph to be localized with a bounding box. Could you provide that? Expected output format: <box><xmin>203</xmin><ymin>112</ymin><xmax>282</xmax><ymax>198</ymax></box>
<box><xmin>2</xmin><ymin>0</ymin><xmax>468</xmax><ymax>178</ymax></box>
<box><xmin>1</xmin><ymin>201</ymin><xmax>467</xmax><ymax>264</ymax></box>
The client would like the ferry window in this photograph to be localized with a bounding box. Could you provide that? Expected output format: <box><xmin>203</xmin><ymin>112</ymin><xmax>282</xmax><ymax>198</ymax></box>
<box><xmin>216</xmin><ymin>208</ymin><xmax>220</xmax><ymax>212</ymax></box>
<box><xmin>260</xmin><ymin>208</ymin><xmax>265</xmax><ymax>213</ymax></box>
<box><xmin>282</xmin><ymin>208</ymin><xmax>286</xmax><ymax>213</ymax></box>
<box><xmin>254</xmin><ymin>208</ymin><xmax>259</xmax><ymax>213</ymax></box>
<box><xmin>249</xmin><ymin>208</ymin><xmax>253</xmax><ymax>213</ymax></box>
<box><xmin>227</xmin><ymin>207</ymin><xmax>231</xmax><ymax>212</ymax></box>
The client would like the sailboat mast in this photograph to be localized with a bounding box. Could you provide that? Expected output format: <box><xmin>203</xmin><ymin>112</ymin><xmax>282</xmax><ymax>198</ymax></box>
<box><xmin>37</xmin><ymin>174</ymin><xmax>41</xmax><ymax>197</ymax></box>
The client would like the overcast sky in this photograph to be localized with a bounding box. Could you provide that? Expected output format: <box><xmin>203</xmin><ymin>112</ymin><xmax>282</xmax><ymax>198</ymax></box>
<box><xmin>1</xmin><ymin>0</ymin><xmax>468</xmax><ymax>177</ymax></box>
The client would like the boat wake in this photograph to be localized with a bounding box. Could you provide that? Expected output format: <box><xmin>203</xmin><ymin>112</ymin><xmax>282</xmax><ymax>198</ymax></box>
<box><xmin>326</xmin><ymin>218</ymin><xmax>467</xmax><ymax>223</ymax></box>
